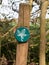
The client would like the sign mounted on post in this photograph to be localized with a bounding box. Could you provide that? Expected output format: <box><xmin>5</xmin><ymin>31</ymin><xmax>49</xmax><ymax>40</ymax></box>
<box><xmin>14</xmin><ymin>27</ymin><xmax>30</xmax><ymax>43</ymax></box>
<box><xmin>15</xmin><ymin>4</ymin><xmax>30</xmax><ymax>65</ymax></box>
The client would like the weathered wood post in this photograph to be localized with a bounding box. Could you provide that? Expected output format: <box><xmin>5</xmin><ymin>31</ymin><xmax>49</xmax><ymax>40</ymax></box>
<box><xmin>0</xmin><ymin>38</ymin><xmax>1</xmax><ymax>57</ymax></box>
<box><xmin>39</xmin><ymin>0</ymin><xmax>48</xmax><ymax>65</ymax></box>
<box><xmin>29</xmin><ymin>0</ymin><xmax>33</xmax><ymax>11</ymax></box>
<box><xmin>15</xmin><ymin>3</ymin><xmax>30</xmax><ymax>65</ymax></box>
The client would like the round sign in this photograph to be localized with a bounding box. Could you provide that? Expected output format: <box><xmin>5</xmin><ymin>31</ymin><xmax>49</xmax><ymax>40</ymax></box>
<box><xmin>14</xmin><ymin>27</ymin><xmax>30</xmax><ymax>43</ymax></box>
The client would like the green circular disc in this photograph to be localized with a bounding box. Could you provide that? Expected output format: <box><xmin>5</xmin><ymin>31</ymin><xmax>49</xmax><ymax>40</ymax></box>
<box><xmin>14</xmin><ymin>27</ymin><xmax>30</xmax><ymax>43</ymax></box>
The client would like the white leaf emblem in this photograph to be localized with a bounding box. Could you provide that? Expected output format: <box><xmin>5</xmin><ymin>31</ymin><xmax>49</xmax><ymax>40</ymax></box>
<box><xmin>17</xmin><ymin>29</ymin><xmax>27</xmax><ymax>41</ymax></box>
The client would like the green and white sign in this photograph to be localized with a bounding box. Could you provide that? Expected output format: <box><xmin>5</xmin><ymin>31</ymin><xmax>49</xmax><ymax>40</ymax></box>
<box><xmin>14</xmin><ymin>27</ymin><xmax>30</xmax><ymax>43</ymax></box>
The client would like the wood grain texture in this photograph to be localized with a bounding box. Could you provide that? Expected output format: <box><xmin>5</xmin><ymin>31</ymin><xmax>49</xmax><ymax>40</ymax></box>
<box><xmin>16</xmin><ymin>3</ymin><xmax>30</xmax><ymax>65</ymax></box>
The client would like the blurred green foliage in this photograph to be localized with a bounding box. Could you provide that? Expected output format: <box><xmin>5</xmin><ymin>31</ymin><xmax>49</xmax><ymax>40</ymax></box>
<box><xmin>0</xmin><ymin>19</ymin><xmax>49</xmax><ymax>64</ymax></box>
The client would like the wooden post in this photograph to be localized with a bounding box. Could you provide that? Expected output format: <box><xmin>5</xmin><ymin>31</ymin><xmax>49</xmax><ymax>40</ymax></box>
<box><xmin>0</xmin><ymin>36</ymin><xmax>2</xmax><ymax>58</ymax></box>
<box><xmin>29</xmin><ymin>0</ymin><xmax>33</xmax><ymax>6</ymax></box>
<box><xmin>16</xmin><ymin>4</ymin><xmax>30</xmax><ymax>65</ymax></box>
<box><xmin>39</xmin><ymin>1</ymin><xmax>48</xmax><ymax>65</ymax></box>
<box><xmin>29</xmin><ymin>0</ymin><xmax>33</xmax><ymax>11</ymax></box>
